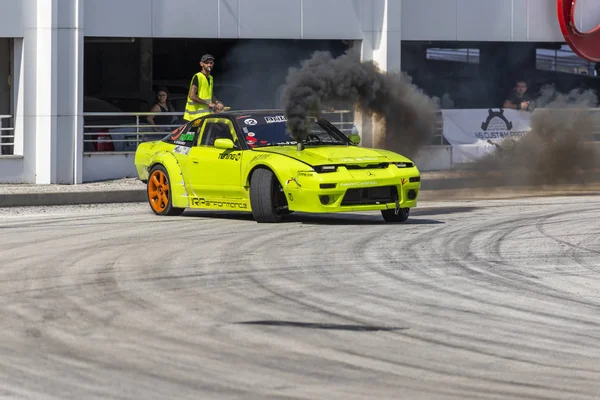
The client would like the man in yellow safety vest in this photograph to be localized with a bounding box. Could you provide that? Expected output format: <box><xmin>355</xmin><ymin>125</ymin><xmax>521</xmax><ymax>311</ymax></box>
<box><xmin>183</xmin><ymin>54</ymin><xmax>224</xmax><ymax>121</ymax></box>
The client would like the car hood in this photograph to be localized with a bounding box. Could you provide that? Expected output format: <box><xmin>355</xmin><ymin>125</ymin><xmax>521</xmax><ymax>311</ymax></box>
<box><xmin>251</xmin><ymin>145</ymin><xmax>413</xmax><ymax>166</ymax></box>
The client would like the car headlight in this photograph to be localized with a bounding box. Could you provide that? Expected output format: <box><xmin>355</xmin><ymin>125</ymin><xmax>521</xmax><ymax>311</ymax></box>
<box><xmin>394</xmin><ymin>162</ymin><xmax>414</xmax><ymax>168</ymax></box>
<box><xmin>314</xmin><ymin>165</ymin><xmax>338</xmax><ymax>173</ymax></box>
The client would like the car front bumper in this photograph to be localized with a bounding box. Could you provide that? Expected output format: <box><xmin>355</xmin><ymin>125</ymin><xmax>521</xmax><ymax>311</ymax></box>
<box><xmin>281</xmin><ymin>166</ymin><xmax>421</xmax><ymax>213</ymax></box>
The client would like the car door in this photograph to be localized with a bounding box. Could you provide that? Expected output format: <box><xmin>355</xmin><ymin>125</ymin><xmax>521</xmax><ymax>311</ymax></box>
<box><xmin>187</xmin><ymin>117</ymin><xmax>245</xmax><ymax>202</ymax></box>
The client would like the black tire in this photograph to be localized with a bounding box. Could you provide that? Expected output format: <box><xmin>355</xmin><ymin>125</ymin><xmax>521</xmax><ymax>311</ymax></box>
<box><xmin>249</xmin><ymin>168</ymin><xmax>286</xmax><ymax>223</ymax></box>
<box><xmin>147</xmin><ymin>165</ymin><xmax>185</xmax><ymax>216</ymax></box>
<box><xmin>381</xmin><ymin>207</ymin><xmax>410</xmax><ymax>223</ymax></box>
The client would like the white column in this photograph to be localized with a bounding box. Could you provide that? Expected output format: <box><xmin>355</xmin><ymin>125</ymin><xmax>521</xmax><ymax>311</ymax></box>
<box><xmin>356</xmin><ymin>0</ymin><xmax>402</xmax><ymax>148</ymax></box>
<box><xmin>56</xmin><ymin>0</ymin><xmax>84</xmax><ymax>184</ymax></box>
<box><xmin>20</xmin><ymin>0</ymin><xmax>83</xmax><ymax>184</ymax></box>
<box><xmin>372</xmin><ymin>0</ymin><xmax>402</xmax><ymax>73</ymax></box>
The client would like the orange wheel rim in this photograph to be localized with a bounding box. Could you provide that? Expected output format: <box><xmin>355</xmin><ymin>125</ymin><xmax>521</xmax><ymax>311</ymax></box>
<box><xmin>148</xmin><ymin>170</ymin><xmax>170</xmax><ymax>213</ymax></box>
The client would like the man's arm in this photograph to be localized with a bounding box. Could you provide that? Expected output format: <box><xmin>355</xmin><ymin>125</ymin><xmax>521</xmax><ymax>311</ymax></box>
<box><xmin>189</xmin><ymin>86</ymin><xmax>212</xmax><ymax>106</ymax></box>
<box><xmin>503</xmin><ymin>99</ymin><xmax>517</xmax><ymax>109</ymax></box>
<box><xmin>212</xmin><ymin>87</ymin><xmax>223</xmax><ymax>111</ymax></box>
<box><xmin>189</xmin><ymin>76</ymin><xmax>214</xmax><ymax>107</ymax></box>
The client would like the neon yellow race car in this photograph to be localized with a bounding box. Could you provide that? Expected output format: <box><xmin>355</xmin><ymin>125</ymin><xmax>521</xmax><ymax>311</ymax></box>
<box><xmin>134</xmin><ymin>109</ymin><xmax>421</xmax><ymax>223</ymax></box>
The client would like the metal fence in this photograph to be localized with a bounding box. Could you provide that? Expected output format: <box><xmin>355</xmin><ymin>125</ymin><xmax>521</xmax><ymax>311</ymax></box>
<box><xmin>82</xmin><ymin>110</ymin><xmax>357</xmax><ymax>153</ymax></box>
<box><xmin>5</xmin><ymin>108</ymin><xmax>598</xmax><ymax>156</ymax></box>
<box><xmin>430</xmin><ymin>111</ymin><xmax>447</xmax><ymax>145</ymax></box>
<box><xmin>0</xmin><ymin>115</ymin><xmax>14</xmax><ymax>155</ymax></box>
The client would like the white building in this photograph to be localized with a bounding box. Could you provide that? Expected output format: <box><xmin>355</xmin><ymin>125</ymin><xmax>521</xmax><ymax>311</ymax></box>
<box><xmin>0</xmin><ymin>0</ymin><xmax>598</xmax><ymax>184</ymax></box>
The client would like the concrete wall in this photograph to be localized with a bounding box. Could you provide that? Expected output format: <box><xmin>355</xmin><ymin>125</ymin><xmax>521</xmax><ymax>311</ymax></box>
<box><xmin>0</xmin><ymin>157</ymin><xmax>27</xmax><ymax>183</ymax></box>
<box><xmin>401</xmin><ymin>0</ymin><xmax>600</xmax><ymax>42</ymax></box>
<box><xmin>0</xmin><ymin>0</ymin><xmax>23</xmax><ymax>37</ymax></box>
<box><xmin>2</xmin><ymin>0</ymin><xmax>584</xmax><ymax>42</ymax></box>
<box><xmin>78</xmin><ymin>0</ymin><xmax>592</xmax><ymax>43</ymax></box>
<box><xmin>3</xmin><ymin>0</ymin><xmax>84</xmax><ymax>184</ymax></box>
<box><xmin>83</xmin><ymin>153</ymin><xmax>138</xmax><ymax>182</ymax></box>
<box><xmin>83</xmin><ymin>0</ymin><xmax>366</xmax><ymax>39</ymax></box>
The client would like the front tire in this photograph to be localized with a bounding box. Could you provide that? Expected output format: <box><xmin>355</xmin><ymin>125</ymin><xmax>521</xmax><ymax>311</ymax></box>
<box><xmin>147</xmin><ymin>165</ymin><xmax>185</xmax><ymax>216</ymax></box>
<box><xmin>249</xmin><ymin>169</ymin><xmax>286</xmax><ymax>223</ymax></box>
<box><xmin>381</xmin><ymin>207</ymin><xmax>410</xmax><ymax>223</ymax></box>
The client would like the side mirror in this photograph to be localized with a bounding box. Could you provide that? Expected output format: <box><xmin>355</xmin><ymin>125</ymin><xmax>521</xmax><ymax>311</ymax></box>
<box><xmin>214</xmin><ymin>138</ymin><xmax>235</xmax><ymax>150</ymax></box>
<box><xmin>348</xmin><ymin>134</ymin><xmax>361</xmax><ymax>145</ymax></box>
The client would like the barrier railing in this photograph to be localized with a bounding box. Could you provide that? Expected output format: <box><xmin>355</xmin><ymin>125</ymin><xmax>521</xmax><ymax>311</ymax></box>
<box><xmin>430</xmin><ymin>111</ymin><xmax>446</xmax><ymax>145</ymax></box>
<box><xmin>82</xmin><ymin>110</ymin><xmax>356</xmax><ymax>153</ymax></box>
<box><xmin>78</xmin><ymin>107</ymin><xmax>600</xmax><ymax>154</ymax></box>
<box><xmin>0</xmin><ymin>115</ymin><xmax>15</xmax><ymax>156</ymax></box>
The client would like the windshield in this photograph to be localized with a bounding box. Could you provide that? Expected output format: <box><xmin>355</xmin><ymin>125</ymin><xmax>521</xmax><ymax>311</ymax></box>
<box><xmin>234</xmin><ymin>114</ymin><xmax>347</xmax><ymax>148</ymax></box>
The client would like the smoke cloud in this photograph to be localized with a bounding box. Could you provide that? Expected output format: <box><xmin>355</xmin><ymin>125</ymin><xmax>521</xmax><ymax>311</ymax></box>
<box><xmin>480</xmin><ymin>85</ymin><xmax>600</xmax><ymax>186</ymax></box>
<box><xmin>220</xmin><ymin>40</ymin><xmax>349</xmax><ymax>111</ymax></box>
<box><xmin>220</xmin><ymin>41</ymin><xmax>297</xmax><ymax>110</ymax></box>
<box><xmin>282</xmin><ymin>48</ymin><xmax>439</xmax><ymax>157</ymax></box>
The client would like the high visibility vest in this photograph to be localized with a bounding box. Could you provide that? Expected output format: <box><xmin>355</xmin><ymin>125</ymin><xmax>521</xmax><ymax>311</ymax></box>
<box><xmin>183</xmin><ymin>72</ymin><xmax>213</xmax><ymax>121</ymax></box>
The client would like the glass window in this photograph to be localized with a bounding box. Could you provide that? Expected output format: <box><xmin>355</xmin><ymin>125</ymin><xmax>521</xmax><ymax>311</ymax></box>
<box><xmin>200</xmin><ymin>121</ymin><xmax>234</xmax><ymax>146</ymax></box>
<box><xmin>234</xmin><ymin>115</ymin><xmax>347</xmax><ymax>148</ymax></box>
<box><xmin>536</xmin><ymin>44</ymin><xmax>597</xmax><ymax>76</ymax></box>
<box><xmin>426</xmin><ymin>48</ymin><xmax>480</xmax><ymax>64</ymax></box>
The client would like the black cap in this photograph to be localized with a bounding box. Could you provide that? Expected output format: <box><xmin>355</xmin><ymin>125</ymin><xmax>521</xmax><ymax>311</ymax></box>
<box><xmin>201</xmin><ymin>54</ymin><xmax>215</xmax><ymax>62</ymax></box>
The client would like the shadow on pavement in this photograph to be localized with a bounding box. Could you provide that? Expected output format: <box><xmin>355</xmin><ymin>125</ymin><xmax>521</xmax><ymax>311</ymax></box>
<box><xmin>236</xmin><ymin>320</ymin><xmax>408</xmax><ymax>332</ymax></box>
<box><xmin>410</xmin><ymin>206</ymin><xmax>479</xmax><ymax>216</ymax></box>
<box><xmin>181</xmin><ymin>210</ymin><xmax>446</xmax><ymax>225</ymax></box>
<box><xmin>292</xmin><ymin>213</ymin><xmax>444</xmax><ymax>225</ymax></box>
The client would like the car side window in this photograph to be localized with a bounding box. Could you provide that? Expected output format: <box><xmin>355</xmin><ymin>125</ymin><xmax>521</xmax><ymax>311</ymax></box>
<box><xmin>200</xmin><ymin>121</ymin><xmax>235</xmax><ymax>147</ymax></box>
<box><xmin>166</xmin><ymin>120</ymin><xmax>195</xmax><ymax>145</ymax></box>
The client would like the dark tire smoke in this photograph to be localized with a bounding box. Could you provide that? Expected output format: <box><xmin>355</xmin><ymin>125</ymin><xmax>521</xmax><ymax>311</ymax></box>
<box><xmin>281</xmin><ymin>48</ymin><xmax>439</xmax><ymax>157</ymax></box>
<box><xmin>479</xmin><ymin>85</ymin><xmax>600</xmax><ymax>186</ymax></box>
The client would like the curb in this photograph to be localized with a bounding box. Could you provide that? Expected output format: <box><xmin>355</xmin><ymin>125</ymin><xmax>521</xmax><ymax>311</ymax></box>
<box><xmin>0</xmin><ymin>190</ymin><xmax>147</xmax><ymax>207</ymax></box>
<box><xmin>1</xmin><ymin>178</ymin><xmax>599</xmax><ymax>207</ymax></box>
<box><xmin>0</xmin><ymin>179</ymin><xmax>459</xmax><ymax>208</ymax></box>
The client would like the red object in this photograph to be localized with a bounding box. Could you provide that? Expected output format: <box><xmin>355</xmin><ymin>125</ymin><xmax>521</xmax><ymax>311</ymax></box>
<box><xmin>557</xmin><ymin>0</ymin><xmax>600</xmax><ymax>62</ymax></box>
<box><xmin>94</xmin><ymin>129</ymin><xmax>115</xmax><ymax>151</ymax></box>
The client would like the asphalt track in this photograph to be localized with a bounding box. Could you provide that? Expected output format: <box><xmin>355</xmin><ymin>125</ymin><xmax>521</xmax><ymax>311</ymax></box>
<box><xmin>0</xmin><ymin>195</ymin><xmax>599</xmax><ymax>399</ymax></box>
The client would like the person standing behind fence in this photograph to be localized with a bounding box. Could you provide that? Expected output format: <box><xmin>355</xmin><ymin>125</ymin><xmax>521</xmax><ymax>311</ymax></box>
<box><xmin>147</xmin><ymin>87</ymin><xmax>177</xmax><ymax>132</ymax></box>
<box><xmin>183</xmin><ymin>54</ymin><xmax>224</xmax><ymax>121</ymax></box>
<box><xmin>503</xmin><ymin>80</ymin><xmax>532</xmax><ymax>111</ymax></box>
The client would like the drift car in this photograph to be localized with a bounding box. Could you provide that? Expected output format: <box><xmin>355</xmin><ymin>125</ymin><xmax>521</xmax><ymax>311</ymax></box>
<box><xmin>134</xmin><ymin>109</ymin><xmax>421</xmax><ymax>223</ymax></box>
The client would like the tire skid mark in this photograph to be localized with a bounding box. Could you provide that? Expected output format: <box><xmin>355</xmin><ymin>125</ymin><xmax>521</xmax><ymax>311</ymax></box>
<box><xmin>354</xmin><ymin>207</ymin><xmax>600</xmax><ymax>386</ymax></box>
<box><xmin>1</xmin><ymin>199</ymin><xmax>600</xmax><ymax>399</ymax></box>
<box><xmin>445</xmin><ymin>215</ymin><xmax>600</xmax><ymax>310</ymax></box>
<box><xmin>416</xmin><ymin>210</ymin><xmax>600</xmax><ymax>315</ymax></box>
<box><xmin>0</xmin><ymin>222</ymin><xmax>264</xmax><ymax>398</ymax></box>
<box><xmin>332</xmin><ymin>347</ymin><xmax>585</xmax><ymax>400</ymax></box>
<box><xmin>240</xmin><ymin>218</ymin><xmax>600</xmax><ymax>397</ymax></box>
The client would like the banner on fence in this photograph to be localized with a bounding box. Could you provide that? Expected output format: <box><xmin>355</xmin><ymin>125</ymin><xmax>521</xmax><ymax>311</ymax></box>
<box><xmin>441</xmin><ymin>108</ymin><xmax>532</xmax><ymax>163</ymax></box>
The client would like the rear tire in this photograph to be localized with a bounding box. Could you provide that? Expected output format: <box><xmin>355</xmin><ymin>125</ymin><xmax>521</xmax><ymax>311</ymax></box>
<box><xmin>147</xmin><ymin>165</ymin><xmax>185</xmax><ymax>216</ymax></box>
<box><xmin>249</xmin><ymin>169</ymin><xmax>286</xmax><ymax>223</ymax></box>
<box><xmin>381</xmin><ymin>207</ymin><xmax>410</xmax><ymax>223</ymax></box>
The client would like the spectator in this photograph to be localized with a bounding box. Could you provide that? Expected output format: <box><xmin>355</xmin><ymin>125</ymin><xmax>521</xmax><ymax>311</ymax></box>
<box><xmin>147</xmin><ymin>87</ymin><xmax>177</xmax><ymax>132</ymax></box>
<box><xmin>503</xmin><ymin>80</ymin><xmax>532</xmax><ymax>111</ymax></box>
<box><xmin>183</xmin><ymin>54</ymin><xmax>224</xmax><ymax>121</ymax></box>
